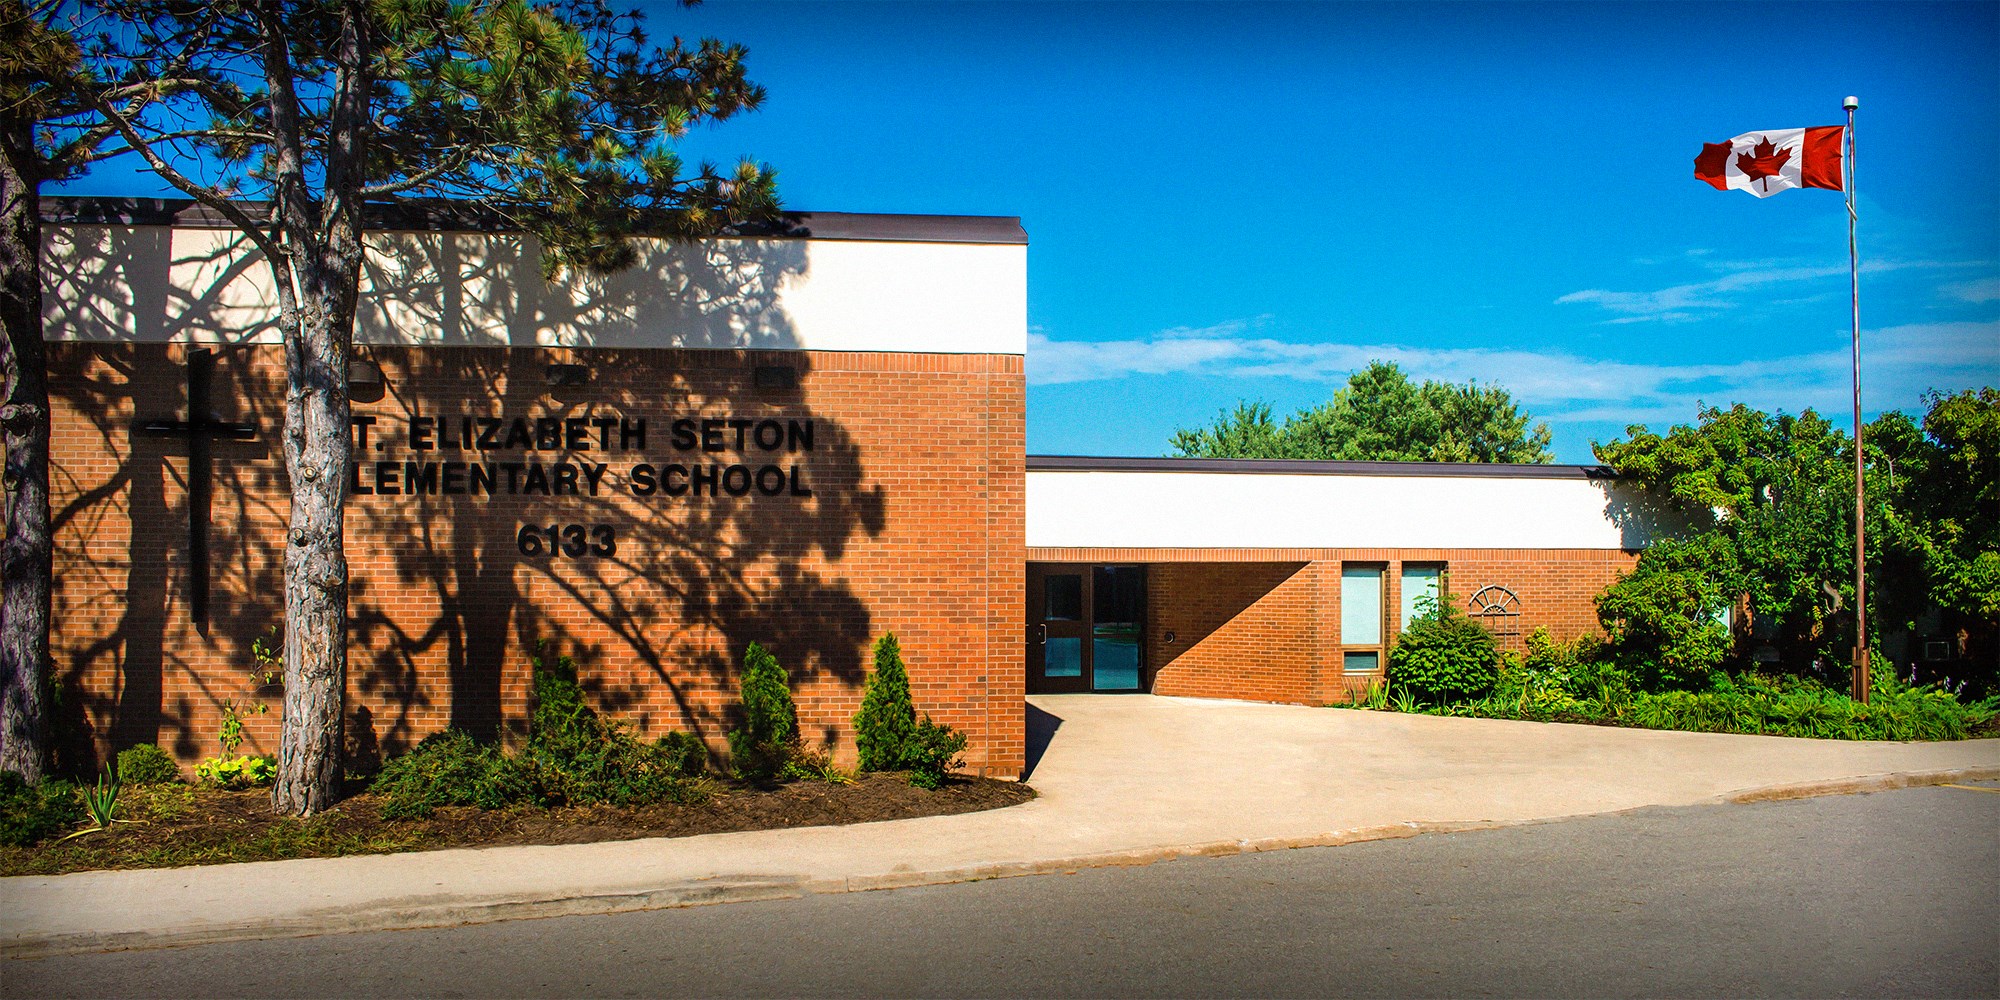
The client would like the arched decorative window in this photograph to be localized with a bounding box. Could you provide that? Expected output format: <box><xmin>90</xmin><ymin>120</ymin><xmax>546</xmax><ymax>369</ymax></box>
<box><xmin>1467</xmin><ymin>585</ymin><xmax>1523</xmax><ymax>646</ymax></box>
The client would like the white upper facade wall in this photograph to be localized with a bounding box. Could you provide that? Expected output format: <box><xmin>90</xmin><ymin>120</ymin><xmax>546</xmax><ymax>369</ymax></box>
<box><xmin>1027</xmin><ymin>468</ymin><xmax>1650</xmax><ymax>551</ymax></box>
<box><xmin>42</xmin><ymin>218</ymin><xmax>1026</xmax><ymax>356</ymax></box>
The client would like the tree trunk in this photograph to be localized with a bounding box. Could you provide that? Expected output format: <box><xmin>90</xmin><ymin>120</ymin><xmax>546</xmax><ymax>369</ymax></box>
<box><xmin>271</xmin><ymin>263</ymin><xmax>350</xmax><ymax>815</ymax></box>
<box><xmin>266</xmin><ymin>0</ymin><xmax>369</xmax><ymax>815</ymax></box>
<box><xmin>0</xmin><ymin>121</ymin><xmax>51</xmax><ymax>782</ymax></box>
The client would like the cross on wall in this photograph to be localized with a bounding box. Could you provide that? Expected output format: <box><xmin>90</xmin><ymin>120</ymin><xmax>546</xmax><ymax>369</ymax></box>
<box><xmin>133</xmin><ymin>348</ymin><xmax>257</xmax><ymax>634</ymax></box>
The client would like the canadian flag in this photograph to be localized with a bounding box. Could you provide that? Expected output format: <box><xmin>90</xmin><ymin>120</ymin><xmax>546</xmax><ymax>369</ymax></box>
<box><xmin>1694</xmin><ymin>127</ymin><xmax>1845</xmax><ymax>197</ymax></box>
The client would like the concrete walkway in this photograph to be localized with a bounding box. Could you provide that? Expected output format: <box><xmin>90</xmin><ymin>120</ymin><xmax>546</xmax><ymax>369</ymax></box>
<box><xmin>5</xmin><ymin>695</ymin><xmax>1998</xmax><ymax>958</ymax></box>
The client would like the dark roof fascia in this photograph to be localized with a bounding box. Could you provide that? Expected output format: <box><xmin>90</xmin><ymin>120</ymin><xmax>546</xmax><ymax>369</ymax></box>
<box><xmin>1027</xmin><ymin>455</ymin><xmax>1619</xmax><ymax>480</ymax></box>
<box><xmin>38</xmin><ymin>197</ymin><xmax>1027</xmax><ymax>245</ymax></box>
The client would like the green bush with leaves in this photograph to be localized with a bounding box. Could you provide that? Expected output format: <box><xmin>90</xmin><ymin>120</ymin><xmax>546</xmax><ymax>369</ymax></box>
<box><xmin>728</xmin><ymin>642</ymin><xmax>799</xmax><ymax>781</ymax></box>
<box><xmin>0</xmin><ymin>772</ymin><xmax>85</xmax><ymax>846</ymax></box>
<box><xmin>655</xmin><ymin>731</ymin><xmax>708</xmax><ymax>778</ymax></box>
<box><xmin>903</xmin><ymin>717</ymin><xmax>968</xmax><ymax>790</ymax></box>
<box><xmin>853</xmin><ymin>633</ymin><xmax>917</xmax><ymax>772</ymax></box>
<box><xmin>1388</xmin><ymin>595</ymin><xmax>1501</xmax><ymax>705</ymax></box>
<box><xmin>1596</xmin><ymin>535</ymin><xmax>1738</xmax><ymax>692</ymax></box>
<box><xmin>115</xmin><ymin>743</ymin><xmax>181</xmax><ymax>785</ymax></box>
<box><xmin>196</xmin><ymin>754</ymin><xmax>276</xmax><ymax>789</ymax></box>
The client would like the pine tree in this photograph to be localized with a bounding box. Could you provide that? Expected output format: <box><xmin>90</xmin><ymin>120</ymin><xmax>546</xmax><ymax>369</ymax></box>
<box><xmin>61</xmin><ymin>0</ymin><xmax>779</xmax><ymax>812</ymax></box>
<box><xmin>728</xmin><ymin>642</ymin><xmax>796</xmax><ymax>779</ymax></box>
<box><xmin>853</xmin><ymin>633</ymin><xmax>916</xmax><ymax>771</ymax></box>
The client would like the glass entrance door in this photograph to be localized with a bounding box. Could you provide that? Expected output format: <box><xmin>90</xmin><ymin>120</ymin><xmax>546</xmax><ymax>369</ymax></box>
<box><xmin>1027</xmin><ymin>564</ymin><xmax>1147</xmax><ymax>693</ymax></box>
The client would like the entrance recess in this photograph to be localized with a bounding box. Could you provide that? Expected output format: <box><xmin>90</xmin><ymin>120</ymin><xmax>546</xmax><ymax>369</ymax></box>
<box><xmin>1027</xmin><ymin>564</ymin><xmax>1146</xmax><ymax>693</ymax></box>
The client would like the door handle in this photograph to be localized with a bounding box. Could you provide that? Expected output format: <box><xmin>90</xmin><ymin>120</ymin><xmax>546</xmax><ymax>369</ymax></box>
<box><xmin>1034</xmin><ymin>623</ymin><xmax>1047</xmax><ymax>645</ymax></box>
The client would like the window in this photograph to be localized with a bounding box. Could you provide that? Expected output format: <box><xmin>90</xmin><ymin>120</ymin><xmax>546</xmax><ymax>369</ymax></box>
<box><xmin>1400</xmin><ymin>564</ymin><xmax>1443</xmax><ymax>628</ymax></box>
<box><xmin>1341</xmin><ymin>565</ymin><xmax>1385</xmax><ymax>673</ymax></box>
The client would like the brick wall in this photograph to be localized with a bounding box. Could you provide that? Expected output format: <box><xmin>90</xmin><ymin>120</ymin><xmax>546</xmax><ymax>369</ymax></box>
<box><xmin>46</xmin><ymin>342</ymin><xmax>1026</xmax><ymax>777</ymax></box>
<box><xmin>1125</xmin><ymin>548</ymin><xmax>1637</xmax><ymax>707</ymax></box>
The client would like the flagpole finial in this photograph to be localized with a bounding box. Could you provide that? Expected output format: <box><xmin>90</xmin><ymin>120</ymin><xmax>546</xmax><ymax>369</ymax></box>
<box><xmin>1844</xmin><ymin>95</ymin><xmax>1859</xmax><ymax>110</ymax></box>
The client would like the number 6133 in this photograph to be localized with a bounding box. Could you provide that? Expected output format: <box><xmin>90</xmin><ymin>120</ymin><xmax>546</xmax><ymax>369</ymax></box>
<box><xmin>517</xmin><ymin>523</ymin><xmax>616</xmax><ymax>558</ymax></box>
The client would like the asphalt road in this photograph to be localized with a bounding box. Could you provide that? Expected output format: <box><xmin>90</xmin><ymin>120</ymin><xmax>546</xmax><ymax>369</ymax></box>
<box><xmin>8</xmin><ymin>780</ymin><xmax>1996</xmax><ymax>999</ymax></box>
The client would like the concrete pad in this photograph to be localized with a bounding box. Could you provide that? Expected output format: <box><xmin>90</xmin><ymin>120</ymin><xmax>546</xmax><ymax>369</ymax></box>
<box><xmin>4</xmin><ymin>695</ymin><xmax>1996</xmax><ymax>958</ymax></box>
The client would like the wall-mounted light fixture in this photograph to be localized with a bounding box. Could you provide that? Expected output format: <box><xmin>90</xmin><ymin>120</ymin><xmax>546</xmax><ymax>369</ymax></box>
<box><xmin>754</xmin><ymin>364</ymin><xmax>798</xmax><ymax>391</ymax></box>
<box><xmin>347</xmin><ymin>358</ymin><xmax>386</xmax><ymax>403</ymax></box>
<box><xmin>546</xmin><ymin>363</ymin><xmax>590</xmax><ymax>389</ymax></box>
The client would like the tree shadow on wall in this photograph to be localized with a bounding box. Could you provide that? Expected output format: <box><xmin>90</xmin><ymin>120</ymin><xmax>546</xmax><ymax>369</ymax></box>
<box><xmin>347</xmin><ymin>231</ymin><xmax>885</xmax><ymax>752</ymax></box>
<box><xmin>44</xmin><ymin>219</ymin><xmax>884</xmax><ymax>766</ymax></box>
<box><xmin>43</xmin><ymin>339</ymin><xmax>282</xmax><ymax>770</ymax></box>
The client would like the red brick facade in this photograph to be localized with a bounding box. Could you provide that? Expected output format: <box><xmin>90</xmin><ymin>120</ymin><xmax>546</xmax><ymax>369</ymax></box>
<box><xmin>1029</xmin><ymin>547</ymin><xmax>1638</xmax><ymax>706</ymax></box>
<box><xmin>47</xmin><ymin>342</ymin><xmax>1026</xmax><ymax>777</ymax></box>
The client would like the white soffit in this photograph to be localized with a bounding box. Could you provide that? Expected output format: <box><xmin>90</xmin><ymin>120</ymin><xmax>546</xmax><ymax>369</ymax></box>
<box><xmin>43</xmin><ymin>223</ymin><xmax>1026</xmax><ymax>356</ymax></box>
<box><xmin>1027</xmin><ymin>470</ymin><xmax>1640</xmax><ymax>551</ymax></box>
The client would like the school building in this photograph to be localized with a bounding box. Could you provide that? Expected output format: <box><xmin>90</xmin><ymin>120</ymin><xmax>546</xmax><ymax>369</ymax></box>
<box><xmin>36</xmin><ymin>198</ymin><xmax>1643</xmax><ymax>778</ymax></box>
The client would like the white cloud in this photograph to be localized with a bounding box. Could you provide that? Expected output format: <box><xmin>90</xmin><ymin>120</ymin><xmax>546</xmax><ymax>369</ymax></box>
<box><xmin>1943</xmin><ymin>277</ymin><xmax>2000</xmax><ymax>303</ymax></box>
<box><xmin>1555</xmin><ymin>258</ymin><xmax>1979</xmax><ymax>323</ymax></box>
<box><xmin>1027</xmin><ymin>320</ymin><xmax>2000</xmax><ymax>425</ymax></box>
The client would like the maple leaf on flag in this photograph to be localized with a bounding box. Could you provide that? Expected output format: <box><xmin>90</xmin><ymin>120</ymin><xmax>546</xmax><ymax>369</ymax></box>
<box><xmin>1735</xmin><ymin>135</ymin><xmax>1792</xmax><ymax>193</ymax></box>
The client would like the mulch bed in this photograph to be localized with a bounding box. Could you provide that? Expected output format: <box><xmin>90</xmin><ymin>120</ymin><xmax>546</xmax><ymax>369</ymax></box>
<box><xmin>0</xmin><ymin>773</ymin><xmax>1035</xmax><ymax>878</ymax></box>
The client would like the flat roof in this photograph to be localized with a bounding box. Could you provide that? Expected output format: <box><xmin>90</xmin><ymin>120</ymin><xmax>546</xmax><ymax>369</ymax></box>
<box><xmin>1027</xmin><ymin>455</ymin><xmax>1617</xmax><ymax>480</ymax></box>
<box><xmin>39</xmin><ymin>197</ymin><xmax>1028</xmax><ymax>245</ymax></box>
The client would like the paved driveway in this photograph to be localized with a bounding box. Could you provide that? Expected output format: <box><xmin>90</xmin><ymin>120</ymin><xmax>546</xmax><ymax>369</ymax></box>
<box><xmin>1023</xmin><ymin>694</ymin><xmax>2000</xmax><ymax>841</ymax></box>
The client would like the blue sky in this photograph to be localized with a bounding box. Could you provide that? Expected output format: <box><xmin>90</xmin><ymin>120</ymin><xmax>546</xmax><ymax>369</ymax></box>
<box><xmin>61</xmin><ymin>1</ymin><xmax>2000</xmax><ymax>462</ymax></box>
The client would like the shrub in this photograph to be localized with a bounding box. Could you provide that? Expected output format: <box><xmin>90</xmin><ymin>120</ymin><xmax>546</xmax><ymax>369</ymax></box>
<box><xmin>529</xmin><ymin>721</ymin><xmax>712</xmax><ymax>807</ymax></box>
<box><xmin>372</xmin><ymin>730</ymin><xmax>535</xmax><ymax>819</ymax></box>
<box><xmin>1388</xmin><ymin>596</ymin><xmax>1501</xmax><ymax>705</ymax></box>
<box><xmin>115</xmin><ymin>743</ymin><xmax>181</xmax><ymax>785</ymax></box>
<box><xmin>1596</xmin><ymin>537</ymin><xmax>1737</xmax><ymax>691</ymax></box>
<box><xmin>854</xmin><ymin>633</ymin><xmax>917</xmax><ymax>772</ymax></box>
<box><xmin>372</xmin><ymin>653</ymin><xmax>715</xmax><ymax>815</ymax></box>
<box><xmin>728</xmin><ymin>642</ymin><xmax>798</xmax><ymax>781</ymax></box>
<box><xmin>903</xmin><ymin>716</ymin><xmax>967</xmax><ymax>790</ymax></box>
<box><xmin>656</xmin><ymin>731</ymin><xmax>708</xmax><ymax>778</ymax></box>
<box><xmin>0</xmin><ymin>772</ymin><xmax>84</xmax><ymax>846</ymax></box>
<box><xmin>196</xmin><ymin>754</ymin><xmax>276</xmax><ymax>789</ymax></box>
<box><xmin>778</xmin><ymin>743</ymin><xmax>853</xmax><ymax>785</ymax></box>
<box><xmin>530</xmin><ymin>649</ymin><xmax>595</xmax><ymax>749</ymax></box>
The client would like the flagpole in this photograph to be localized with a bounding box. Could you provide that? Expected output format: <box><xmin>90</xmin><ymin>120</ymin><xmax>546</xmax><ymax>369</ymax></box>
<box><xmin>1845</xmin><ymin>95</ymin><xmax>1869</xmax><ymax>704</ymax></box>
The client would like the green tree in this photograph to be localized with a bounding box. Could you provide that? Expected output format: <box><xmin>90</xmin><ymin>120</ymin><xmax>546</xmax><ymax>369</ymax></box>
<box><xmin>1168</xmin><ymin>361</ymin><xmax>1553</xmax><ymax>463</ymax></box>
<box><xmin>1870</xmin><ymin>389</ymin><xmax>1999</xmax><ymax>679</ymax></box>
<box><xmin>79</xmin><ymin>0</ymin><xmax>778</xmax><ymax>813</ymax></box>
<box><xmin>1168</xmin><ymin>400</ymin><xmax>1285</xmax><ymax>459</ymax></box>
<box><xmin>852</xmin><ymin>633</ymin><xmax>915</xmax><ymax>772</ymax></box>
<box><xmin>1596</xmin><ymin>403</ymin><xmax>1886</xmax><ymax>680</ymax></box>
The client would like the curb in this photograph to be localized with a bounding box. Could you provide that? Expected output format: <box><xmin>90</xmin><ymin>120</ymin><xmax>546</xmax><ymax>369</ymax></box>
<box><xmin>6</xmin><ymin>765</ymin><xmax>1997</xmax><ymax>960</ymax></box>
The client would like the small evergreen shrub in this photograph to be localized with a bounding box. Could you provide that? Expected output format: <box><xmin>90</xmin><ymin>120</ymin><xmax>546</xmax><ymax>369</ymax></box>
<box><xmin>728</xmin><ymin>642</ymin><xmax>799</xmax><ymax>781</ymax></box>
<box><xmin>656</xmin><ymin>731</ymin><xmax>708</xmax><ymax>777</ymax></box>
<box><xmin>373</xmin><ymin>652</ymin><xmax>713</xmax><ymax>817</ymax></box>
<box><xmin>778</xmin><ymin>743</ymin><xmax>853</xmax><ymax>784</ymax></box>
<box><xmin>372</xmin><ymin>730</ymin><xmax>535</xmax><ymax>819</ymax></box>
<box><xmin>1388</xmin><ymin>596</ymin><xmax>1501</xmax><ymax>705</ymax></box>
<box><xmin>530</xmin><ymin>649</ymin><xmax>595</xmax><ymax>748</ymax></box>
<box><xmin>115</xmin><ymin>743</ymin><xmax>181</xmax><ymax>785</ymax></box>
<box><xmin>903</xmin><ymin>716</ymin><xmax>967</xmax><ymax>790</ymax></box>
<box><xmin>0</xmin><ymin>772</ymin><xmax>85</xmax><ymax>846</ymax></box>
<box><xmin>853</xmin><ymin>633</ymin><xmax>917</xmax><ymax>772</ymax></box>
